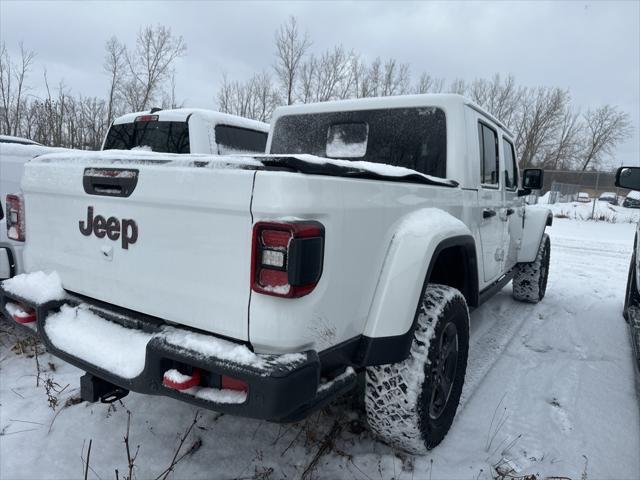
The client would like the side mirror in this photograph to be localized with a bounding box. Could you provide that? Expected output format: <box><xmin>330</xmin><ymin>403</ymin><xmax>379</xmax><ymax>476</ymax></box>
<box><xmin>518</xmin><ymin>168</ymin><xmax>544</xmax><ymax>196</ymax></box>
<box><xmin>615</xmin><ymin>166</ymin><xmax>640</xmax><ymax>191</ymax></box>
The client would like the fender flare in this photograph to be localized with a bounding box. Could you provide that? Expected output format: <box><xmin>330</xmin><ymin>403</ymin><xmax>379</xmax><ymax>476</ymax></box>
<box><xmin>517</xmin><ymin>206</ymin><xmax>552</xmax><ymax>263</ymax></box>
<box><xmin>357</xmin><ymin>208</ymin><xmax>478</xmax><ymax>366</ymax></box>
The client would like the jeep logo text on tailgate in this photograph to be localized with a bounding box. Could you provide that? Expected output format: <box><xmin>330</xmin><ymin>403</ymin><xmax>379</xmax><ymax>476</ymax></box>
<box><xmin>79</xmin><ymin>206</ymin><xmax>138</xmax><ymax>249</ymax></box>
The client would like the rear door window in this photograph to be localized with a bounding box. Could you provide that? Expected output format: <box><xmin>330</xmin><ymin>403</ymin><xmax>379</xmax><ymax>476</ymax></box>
<box><xmin>215</xmin><ymin>125</ymin><xmax>268</xmax><ymax>155</ymax></box>
<box><xmin>478</xmin><ymin>122</ymin><xmax>499</xmax><ymax>186</ymax></box>
<box><xmin>502</xmin><ymin>138</ymin><xmax>517</xmax><ymax>190</ymax></box>
<box><xmin>103</xmin><ymin>120</ymin><xmax>190</xmax><ymax>153</ymax></box>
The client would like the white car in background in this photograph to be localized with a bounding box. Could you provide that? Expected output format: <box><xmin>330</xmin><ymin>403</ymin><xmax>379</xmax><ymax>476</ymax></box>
<box><xmin>598</xmin><ymin>191</ymin><xmax>619</xmax><ymax>205</ymax></box>
<box><xmin>576</xmin><ymin>192</ymin><xmax>591</xmax><ymax>203</ymax></box>
<box><xmin>0</xmin><ymin>137</ymin><xmax>72</xmax><ymax>280</ymax></box>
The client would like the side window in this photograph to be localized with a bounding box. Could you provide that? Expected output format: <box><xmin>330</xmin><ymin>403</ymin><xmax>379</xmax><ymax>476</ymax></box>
<box><xmin>215</xmin><ymin>125</ymin><xmax>268</xmax><ymax>155</ymax></box>
<box><xmin>502</xmin><ymin>138</ymin><xmax>517</xmax><ymax>190</ymax></box>
<box><xmin>478</xmin><ymin>122</ymin><xmax>499</xmax><ymax>186</ymax></box>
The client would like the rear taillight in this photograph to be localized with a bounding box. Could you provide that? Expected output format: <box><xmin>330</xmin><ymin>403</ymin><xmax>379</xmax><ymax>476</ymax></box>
<box><xmin>6</xmin><ymin>194</ymin><xmax>25</xmax><ymax>242</ymax></box>
<box><xmin>251</xmin><ymin>221</ymin><xmax>324</xmax><ymax>298</ymax></box>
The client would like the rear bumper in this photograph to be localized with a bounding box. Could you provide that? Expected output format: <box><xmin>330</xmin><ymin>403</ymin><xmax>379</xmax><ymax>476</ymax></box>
<box><xmin>0</xmin><ymin>286</ymin><xmax>356</xmax><ymax>422</ymax></box>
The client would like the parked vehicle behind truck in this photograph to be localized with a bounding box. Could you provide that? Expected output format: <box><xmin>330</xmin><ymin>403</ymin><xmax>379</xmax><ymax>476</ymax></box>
<box><xmin>102</xmin><ymin>108</ymin><xmax>269</xmax><ymax>155</ymax></box>
<box><xmin>0</xmin><ymin>137</ymin><xmax>73</xmax><ymax>280</ymax></box>
<box><xmin>1</xmin><ymin>110</ymin><xmax>269</xmax><ymax>281</ymax></box>
<box><xmin>0</xmin><ymin>94</ymin><xmax>551</xmax><ymax>453</ymax></box>
<box><xmin>616</xmin><ymin>166</ymin><xmax>640</xmax><ymax>376</ymax></box>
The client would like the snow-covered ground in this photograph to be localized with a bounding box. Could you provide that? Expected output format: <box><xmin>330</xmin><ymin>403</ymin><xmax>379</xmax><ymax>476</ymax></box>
<box><xmin>1</xmin><ymin>219</ymin><xmax>638</xmax><ymax>480</ymax></box>
<box><xmin>542</xmin><ymin>197</ymin><xmax>640</xmax><ymax>224</ymax></box>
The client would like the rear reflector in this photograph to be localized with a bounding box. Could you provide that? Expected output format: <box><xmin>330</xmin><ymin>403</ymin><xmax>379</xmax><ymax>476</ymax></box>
<box><xmin>221</xmin><ymin>375</ymin><xmax>248</xmax><ymax>392</ymax></box>
<box><xmin>134</xmin><ymin>114</ymin><xmax>159</xmax><ymax>122</ymax></box>
<box><xmin>251</xmin><ymin>221</ymin><xmax>324</xmax><ymax>298</ymax></box>
<box><xmin>162</xmin><ymin>368</ymin><xmax>201</xmax><ymax>390</ymax></box>
<box><xmin>5</xmin><ymin>194</ymin><xmax>25</xmax><ymax>242</ymax></box>
<box><xmin>5</xmin><ymin>302</ymin><xmax>36</xmax><ymax>324</ymax></box>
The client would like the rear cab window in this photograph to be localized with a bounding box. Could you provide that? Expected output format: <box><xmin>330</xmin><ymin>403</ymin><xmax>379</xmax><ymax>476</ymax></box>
<box><xmin>215</xmin><ymin>125</ymin><xmax>268</xmax><ymax>155</ymax></box>
<box><xmin>270</xmin><ymin>107</ymin><xmax>447</xmax><ymax>179</ymax></box>
<box><xmin>103</xmin><ymin>117</ymin><xmax>190</xmax><ymax>153</ymax></box>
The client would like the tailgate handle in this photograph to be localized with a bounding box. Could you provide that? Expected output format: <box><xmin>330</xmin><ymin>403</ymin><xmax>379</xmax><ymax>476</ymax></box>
<box><xmin>83</xmin><ymin>168</ymin><xmax>139</xmax><ymax>198</ymax></box>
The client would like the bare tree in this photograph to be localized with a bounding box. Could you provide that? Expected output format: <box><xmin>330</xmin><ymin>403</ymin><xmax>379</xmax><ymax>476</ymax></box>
<box><xmin>313</xmin><ymin>45</ymin><xmax>354</xmax><ymax>102</ymax></box>
<box><xmin>298</xmin><ymin>55</ymin><xmax>318</xmax><ymax>103</ymax></box>
<box><xmin>121</xmin><ymin>25</ymin><xmax>186</xmax><ymax>111</ymax></box>
<box><xmin>448</xmin><ymin>78</ymin><xmax>466</xmax><ymax>95</ymax></box>
<box><xmin>0</xmin><ymin>42</ymin><xmax>36</xmax><ymax>135</ymax></box>
<box><xmin>415</xmin><ymin>73</ymin><xmax>445</xmax><ymax>94</ymax></box>
<box><xmin>103</xmin><ymin>36</ymin><xmax>126</xmax><ymax>125</ymax></box>
<box><xmin>217</xmin><ymin>72</ymin><xmax>279</xmax><ymax>123</ymax></box>
<box><xmin>579</xmin><ymin>105</ymin><xmax>632</xmax><ymax>170</ymax></box>
<box><xmin>381</xmin><ymin>59</ymin><xmax>410</xmax><ymax>96</ymax></box>
<box><xmin>273</xmin><ymin>16</ymin><xmax>311</xmax><ymax>105</ymax></box>
<box><xmin>539</xmin><ymin>107</ymin><xmax>582</xmax><ymax>170</ymax></box>
<box><xmin>513</xmin><ymin>87</ymin><xmax>568</xmax><ymax>168</ymax></box>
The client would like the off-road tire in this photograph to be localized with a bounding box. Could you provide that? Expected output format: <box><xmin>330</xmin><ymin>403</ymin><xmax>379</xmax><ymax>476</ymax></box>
<box><xmin>364</xmin><ymin>284</ymin><xmax>470</xmax><ymax>454</ymax></box>
<box><xmin>624</xmin><ymin>254</ymin><xmax>640</xmax><ymax>323</ymax></box>
<box><xmin>512</xmin><ymin>233</ymin><xmax>550</xmax><ymax>303</ymax></box>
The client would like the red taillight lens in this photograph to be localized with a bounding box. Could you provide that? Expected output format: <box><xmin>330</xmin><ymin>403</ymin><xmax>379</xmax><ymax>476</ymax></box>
<box><xmin>221</xmin><ymin>375</ymin><xmax>248</xmax><ymax>392</ymax></box>
<box><xmin>251</xmin><ymin>221</ymin><xmax>324</xmax><ymax>298</ymax></box>
<box><xmin>134</xmin><ymin>114</ymin><xmax>158</xmax><ymax>122</ymax></box>
<box><xmin>6</xmin><ymin>194</ymin><xmax>25</xmax><ymax>241</ymax></box>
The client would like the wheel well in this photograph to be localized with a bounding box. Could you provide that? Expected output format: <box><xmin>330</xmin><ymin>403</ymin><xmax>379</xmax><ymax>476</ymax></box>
<box><xmin>428</xmin><ymin>243</ymin><xmax>478</xmax><ymax>307</ymax></box>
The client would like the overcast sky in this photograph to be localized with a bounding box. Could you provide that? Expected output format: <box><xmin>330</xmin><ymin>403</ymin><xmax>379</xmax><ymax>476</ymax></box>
<box><xmin>1</xmin><ymin>0</ymin><xmax>638</xmax><ymax>165</ymax></box>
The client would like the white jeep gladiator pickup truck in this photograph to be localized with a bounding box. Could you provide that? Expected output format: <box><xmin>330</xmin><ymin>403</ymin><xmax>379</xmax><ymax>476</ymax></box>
<box><xmin>0</xmin><ymin>94</ymin><xmax>551</xmax><ymax>453</ymax></box>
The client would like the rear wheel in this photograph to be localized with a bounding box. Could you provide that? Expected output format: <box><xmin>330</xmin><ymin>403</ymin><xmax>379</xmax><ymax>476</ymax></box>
<box><xmin>364</xmin><ymin>284</ymin><xmax>469</xmax><ymax>454</ymax></box>
<box><xmin>512</xmin><ymin>233</ymin><xmax>550</xmax><ymax>303</ymax></box>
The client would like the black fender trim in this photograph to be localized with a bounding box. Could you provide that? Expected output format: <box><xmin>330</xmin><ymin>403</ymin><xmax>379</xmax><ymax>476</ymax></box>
<box><xmin>355</xmin><ymin>235</ymin><xmax>478</xmax><ymax>367</ymax></box>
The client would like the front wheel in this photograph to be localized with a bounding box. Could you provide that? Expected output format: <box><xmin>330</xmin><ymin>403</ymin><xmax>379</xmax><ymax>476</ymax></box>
<box><xmin>364</xmin><ymin>284</ymin><xmax>470</xmax><ymax>454</ymax></box>
<box><xmin>624</xmin><ymin>254</ymin><xmax>639</xmax><ymax>323</ymax></box>
<box><xmin>512</xmin><ymin>233</ymin><xmax>550</xmax><ymax>303</ymax></box>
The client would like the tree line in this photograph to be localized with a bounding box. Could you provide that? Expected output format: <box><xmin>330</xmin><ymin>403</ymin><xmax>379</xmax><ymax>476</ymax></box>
<box><xmin>0</xmin><ymin>25</ymin><xmax>185</xmax><ymax>150</ymax></box>
<box><xmin>218</xmin><ymin>17</ymin><xmax>633</xmax><ymax>171</ymax></box>
<box><xmin>1</xmin><ymin>18</ymin><xmax>632</xmax><ymax>171</ymax></box>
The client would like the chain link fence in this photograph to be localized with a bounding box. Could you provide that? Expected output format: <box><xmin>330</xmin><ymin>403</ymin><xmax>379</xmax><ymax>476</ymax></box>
<box><xmin>537</xmin><ymin>170</ymin><xmax>630</xmax><ymax>205</ymax></box>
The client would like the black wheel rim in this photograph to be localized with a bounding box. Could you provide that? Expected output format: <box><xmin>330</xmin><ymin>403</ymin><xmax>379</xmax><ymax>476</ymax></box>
<box><xmin>429</xmin><ymin>322</ymin><xmax>458</xmax><ymax>420</ymax></box>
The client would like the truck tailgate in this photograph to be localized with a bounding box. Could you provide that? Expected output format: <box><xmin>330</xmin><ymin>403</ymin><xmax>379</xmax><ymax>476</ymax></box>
<box><xmin>21</xmin><ymin>156</ymin><xmax>256</xmax><ymax>341</ymax></box>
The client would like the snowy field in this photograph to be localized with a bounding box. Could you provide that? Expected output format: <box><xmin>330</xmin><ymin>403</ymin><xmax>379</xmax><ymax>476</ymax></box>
<box><xmin>1</xmin><ymin>219</ymin><xmax>639</xmax><ymax>480</ymax></box>
<box><xmin>543</xmin><ymin>197</ymin><xmax>640</xmax><ymax>224</ymax></box>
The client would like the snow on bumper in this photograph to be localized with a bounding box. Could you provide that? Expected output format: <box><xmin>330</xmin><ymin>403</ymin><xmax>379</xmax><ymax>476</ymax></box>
<box><xmin>0</xmin><ymin>272</ymin><xmax>356</xmax><ymax>421</ymax></box>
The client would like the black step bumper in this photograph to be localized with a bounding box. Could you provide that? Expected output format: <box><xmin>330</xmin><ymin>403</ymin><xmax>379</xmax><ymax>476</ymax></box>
<box><xmin>0</xmin><ymin>287</ymin><xmax>356</xmax><ymax>422</ymax></box>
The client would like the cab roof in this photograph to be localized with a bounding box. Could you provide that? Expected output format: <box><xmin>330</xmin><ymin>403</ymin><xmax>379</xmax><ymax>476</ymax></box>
<box><xmin>112</xmin><ymin>108</ymin><xmax>269</xmax><ymax>133</ymax></box>
<box><xmin>271</xmin><ymin>93</ymin><xmax>513</xmax><ymax>138</ymax></box>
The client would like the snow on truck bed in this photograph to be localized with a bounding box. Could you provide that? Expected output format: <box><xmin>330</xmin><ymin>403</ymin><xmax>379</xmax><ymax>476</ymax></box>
<box><xmin>1</xmin><ymin>218</ymin><xmax>638</xmax><ymax>480</ymax></box>
<box><xmin>27</xmin><ymin>149</ymin><xmax>458</xmax><ymax>187</ymax></box>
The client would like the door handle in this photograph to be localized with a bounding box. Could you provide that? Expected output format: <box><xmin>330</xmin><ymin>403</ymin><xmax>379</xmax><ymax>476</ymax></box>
<box><xmin>483</xmin><ymin>208</ymin><xmax>497</xmax><ymax>219</ymax></box>
<box><xmin>506</xmin><ymin>208</ymin><xmax>515</xmax><ymax>216</ymax></box>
